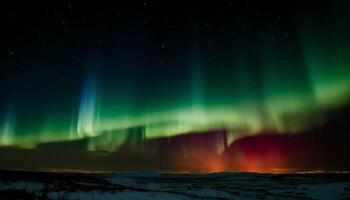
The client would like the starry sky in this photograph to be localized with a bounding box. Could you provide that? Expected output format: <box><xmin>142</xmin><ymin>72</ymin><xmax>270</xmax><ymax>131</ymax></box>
<box><xmin>1</xmin><ymin>0</ymin><xmax>350</xmax><ymax>173</ymax></box>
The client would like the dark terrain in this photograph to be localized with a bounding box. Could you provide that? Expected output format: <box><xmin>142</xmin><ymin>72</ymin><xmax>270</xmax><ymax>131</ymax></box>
<box><xmin>0</xmin><ymin>170</ymin><xmax>349</xmax><ymax>199</ymax></box>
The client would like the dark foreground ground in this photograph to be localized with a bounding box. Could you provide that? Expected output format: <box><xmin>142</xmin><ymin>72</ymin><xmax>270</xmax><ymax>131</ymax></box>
<box><xmin>0</xmin><ymin>170</ymin><xmax>349</xmax><ymax>200</ymax></box>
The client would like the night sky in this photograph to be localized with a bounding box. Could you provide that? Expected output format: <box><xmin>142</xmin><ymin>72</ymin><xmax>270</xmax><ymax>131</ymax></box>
<box><xmin>1</xmin><ymin>0</ymin><xmax>350</xmax><ymax>173</ymax></box>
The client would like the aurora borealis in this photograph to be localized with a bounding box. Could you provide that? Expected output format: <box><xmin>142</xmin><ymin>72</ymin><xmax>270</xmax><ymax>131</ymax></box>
<box><xmin>1</xmin><ymin>0</ymin><xmax>350</xmax><ymax>172</ymax></box>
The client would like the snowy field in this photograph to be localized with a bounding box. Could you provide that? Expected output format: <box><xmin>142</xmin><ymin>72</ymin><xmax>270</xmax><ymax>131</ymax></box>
<box><xmin>0</xmin><ymin>171</ymin><xmax>349</xmax><ymax>200</ymax></box>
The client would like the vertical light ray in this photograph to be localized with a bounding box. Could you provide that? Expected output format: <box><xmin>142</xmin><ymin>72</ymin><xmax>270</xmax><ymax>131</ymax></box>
<box><xmin>77</xmin><ymin>70</ymin><xmax>100</xmax><ymax>137</ymax></box>
<box><xmin>69</xmin><ymin>112</ymin><xmax>78</xmax><ymax>140</ymax></box>
<box><xmin>188</xmin><ymin>45</ymin><xmax>208</xmax><ymax>127</ymax></box>
<box><xmin>297</xmin><ymin>3</ymin><xmax>350</xmax><ymax>108</ymax></box>
<box><xmin>0</xmin><ymin>105</ymin><xmax>15</xmax><ymax>146</ymax></box>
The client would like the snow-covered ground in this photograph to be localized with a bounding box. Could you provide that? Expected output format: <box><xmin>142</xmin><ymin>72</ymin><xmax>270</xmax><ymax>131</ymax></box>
<box><xmin>0</xmin><ymin>171</ymin><xmax>349</xmax><ymax>199</ymax></box>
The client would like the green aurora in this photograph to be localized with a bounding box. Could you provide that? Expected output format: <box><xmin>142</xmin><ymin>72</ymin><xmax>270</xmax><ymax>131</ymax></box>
<box><xmin>1</xmin><ymin>1</ymin><xmax>350</xmax><ymax>154</ymax></box>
